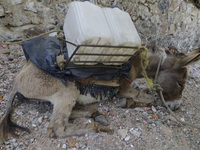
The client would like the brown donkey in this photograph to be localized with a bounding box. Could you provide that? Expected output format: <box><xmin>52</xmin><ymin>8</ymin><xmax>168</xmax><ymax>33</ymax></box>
<box><xmin>0</xmin><ymin>47</ymin><xmax>199</xmax><ymax>144</ymax></box>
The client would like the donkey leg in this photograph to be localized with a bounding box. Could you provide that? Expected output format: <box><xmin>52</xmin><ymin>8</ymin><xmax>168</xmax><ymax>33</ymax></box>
<box><xmin>64</xmin><ymin>122</ymin><xmax>113</xmax><ymax>137</ymax></box>
<box><xmin>65</xmin><ymin>102</ymin><xmax>112</xmax><ymax>136</ymax></box>
<box><xmin>48</xmin><ymin>92</ymin><xmax>112</xmax><ymax>137</ymax></box>
<box><xmin>70</xmin><ymin>103</ymin><xmax>109</xmax><ymax>126</ymax></box>
<box><xmin>70</xmin><ymin>103</ymin><xmax>99</xmax><ymax>120</ymax></box>
<box><xmin>47</xmin><ymin>83</ymin><xmax>79</xmax><ymax>138</ymax></box>
<box><xmin>118</xmin><ymin>84</ymin><xmax>154</xmax><ymax>108</ymax></box>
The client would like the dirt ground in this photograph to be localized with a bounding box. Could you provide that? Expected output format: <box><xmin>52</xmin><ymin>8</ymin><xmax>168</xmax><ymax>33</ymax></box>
<box><xmin>0</xmin><ymin>45</ymin><xmax>200</xmax><ymax>150</ymax></box>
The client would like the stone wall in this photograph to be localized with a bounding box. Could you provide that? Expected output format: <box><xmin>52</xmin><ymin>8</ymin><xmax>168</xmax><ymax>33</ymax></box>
<box><xmin>0</xmin><ymin>0</ymin><xmax>199</xmax><ymax>52</ymax></box>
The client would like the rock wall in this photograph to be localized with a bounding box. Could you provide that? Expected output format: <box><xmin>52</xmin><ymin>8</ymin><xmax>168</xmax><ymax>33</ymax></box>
<box><xmin>0</xmin><ymin>0</ymin><xmax>199</xmax><ymax>52</ymax></box>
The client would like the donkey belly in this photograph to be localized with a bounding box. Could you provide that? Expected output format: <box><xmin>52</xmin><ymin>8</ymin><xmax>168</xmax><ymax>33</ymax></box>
<box><xmin>77</xmin><ymin>94</ymin><xmax>101</xmax><ymax>105</ymax></box>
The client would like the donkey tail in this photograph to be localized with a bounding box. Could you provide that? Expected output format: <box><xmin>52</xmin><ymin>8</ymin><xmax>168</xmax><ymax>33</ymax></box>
<box><xmin>0</xmin><ymin>85</ymin><xmax>29</xmax><ymax>145</ymax></box>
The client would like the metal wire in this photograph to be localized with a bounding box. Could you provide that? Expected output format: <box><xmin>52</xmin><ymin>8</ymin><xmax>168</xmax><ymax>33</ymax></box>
<box><xmin>64</xmin><ymin>39</ymin><xmax>139</xmax><ymax>69</ymax></box>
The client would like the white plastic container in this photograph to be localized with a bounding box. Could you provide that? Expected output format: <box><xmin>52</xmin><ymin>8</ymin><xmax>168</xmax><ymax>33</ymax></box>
<box><xmin>64</xmin><ymin>1</ymin><xmax>141</xmax><ymax>65</ymax></box>
<box><xmin>64</xmin><ymin>1</ymin><xmax>113</xmax><ymax>65</ymax></box>
<box><xmin>103</xmin><ymin>7</ymin><xmax>141</xmax><ymax>64</ymax></box>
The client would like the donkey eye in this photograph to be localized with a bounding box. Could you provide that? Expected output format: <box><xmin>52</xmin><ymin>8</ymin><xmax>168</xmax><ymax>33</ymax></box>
<box><xmin>177</xmin><ymin>82</ymin><xmax>183</xmax><ymax>87</ymax></box>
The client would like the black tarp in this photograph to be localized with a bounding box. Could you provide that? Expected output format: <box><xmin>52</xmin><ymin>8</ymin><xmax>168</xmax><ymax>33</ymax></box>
<box><xmin>22</xmin><ymin>37</ymin><xmax>132</xmax><ymax>80</ymax></box>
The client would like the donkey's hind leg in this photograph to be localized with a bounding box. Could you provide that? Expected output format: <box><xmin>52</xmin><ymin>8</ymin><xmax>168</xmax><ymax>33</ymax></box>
<box><xmin>65</xmin><ymin>103</ymin><xmax>112</xmax><ymax>136</ymax></box>
<box><xmin>47</xmin><ymin>82</ymin><xmax>79</xmax><ymax>138</ymax></box>
<box><xmin>70</xmin><ymin>103</ymin><xmax>99</xmax><ymax>120</ymax></box>
<box><xmin>70</xmin><ymin>103</ymin><xmax>109</xmax><ymax>126</ymax></box>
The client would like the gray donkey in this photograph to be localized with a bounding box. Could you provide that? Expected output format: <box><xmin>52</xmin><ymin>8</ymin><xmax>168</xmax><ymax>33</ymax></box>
<box><xmin>0</xmin><ymin>46</ymin><xmax>199</xmax><ymax>144</ymax></box>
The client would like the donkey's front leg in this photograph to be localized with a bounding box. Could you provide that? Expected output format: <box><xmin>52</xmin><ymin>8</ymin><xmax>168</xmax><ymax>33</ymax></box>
<box><xmin>47</xmin><ymin>82</ymin><xmax>79</xmax><ymax>138</ymax></box>
<box><xmin>118</xmin><ymin>80</ymin><xmax>154</xmax><ymax>108</ymax></box>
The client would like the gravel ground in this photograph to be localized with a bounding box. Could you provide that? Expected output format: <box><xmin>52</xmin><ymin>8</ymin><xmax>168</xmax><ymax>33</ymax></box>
<box><xmin>0</xmin><ymin>45</ymin><xmax>200</xmax><ymax>150</ymax></box>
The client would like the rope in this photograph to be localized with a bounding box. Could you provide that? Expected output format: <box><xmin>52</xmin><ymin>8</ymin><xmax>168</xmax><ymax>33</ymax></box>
<box><xmin>154</xmin><ymin>57</ymin><xmax>163</xmax><ymax>84</ymax></box>
<box><xmin>138</xmin><ymin>46</ymin><xmax>154</xmax><ymax>89</ymax></box>
<box><xmin>159</xmin><ymin>89</ymin><xmax>200</xmax><ymax>130</ymax></box>
<box><xmin>137</xmin><ymin>46</ymin><xmax>200</xmax><ymax>130</ymax></box>
<box><xmin>152</xmin><ymin>55</ymin><xmax>200</xmax><ymax>130</ymax></box>
<box><xmin>0</xmin><ymin>30</ymin><xmax>63</xmax><ymax>45</ymax></box>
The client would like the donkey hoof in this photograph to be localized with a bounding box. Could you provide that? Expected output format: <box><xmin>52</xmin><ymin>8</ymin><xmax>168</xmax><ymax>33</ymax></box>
<box><xmin>165</xmin><ymin>100</ymin><xmax>182</xmax><ymax>111</ymax></box>
<box><xmin>47</xmin><ymin>126</ymin><xmax>66</xmax><ymax>138</ymax></box>
<box><xmin>54</xmin><ymin>126</ymin><xmax>66</xmax><ymax>138</ymax></box>
<box><xmin>47</xmin><ymin>127</ymin><xmax>55</xmax><ymax>138</ymax></box>
<box><xmin>94</xmin><ymin>123</ymin><xmax>113</xmax><ymax>134</ymax></box>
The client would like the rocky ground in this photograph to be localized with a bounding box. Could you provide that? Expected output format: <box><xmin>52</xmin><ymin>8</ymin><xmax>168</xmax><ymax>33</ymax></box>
<box><xmin>0</xmin><ymin>45</ymin><xmax>200</xmax><ymax>150</ymax></box>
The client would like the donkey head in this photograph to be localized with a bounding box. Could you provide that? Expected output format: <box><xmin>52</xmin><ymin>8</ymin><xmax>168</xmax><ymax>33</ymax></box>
<box><xmin>151</xmin><ymin>47</ymin><xmax>200</xmax><ymax>110</ymax></box>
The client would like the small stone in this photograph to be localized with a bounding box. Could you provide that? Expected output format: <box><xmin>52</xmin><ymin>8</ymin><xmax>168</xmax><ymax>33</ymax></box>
<box><xmin>151</xmin><ymin>106</ymin><xmax>157</xmax><ymax>113</ymax></box>
<box><xmin>0</xmin><ymin>5</ymin><xmax>4</xmax><ymax>17</ymax></box>
<box><xmin>19</xmin><ymin>142</ymin><xmax>23</xmax><ymax>146</ymax></box>
<box><xmin>140</xmin><ymin>0</ymin><xmax>146</xmax><ymax>4</ymax></box>
<box><xmin>117</xmin><ymin>129</ymin><xmax>128</xmax><ymax>139</ymax></box>
<box><xmin>131</xmin><ymin>144</ymin><xmax>134</xmax><ymax>148</ymax></box>
<box><xmin>117</xmin><ymin>123</ymin><xmax>121</xmax><ymax>127</ymax></box>
<box><xmin>142</xmin><ymin>111</ymin><xmax>148</xmax><ymax>116</ymax></box>
<box><xmin>162</xmin><ymin>23</ymin><xmax>168</xmax><ymax>34</ymax></box>
<box><xmin>24</xmin><ymin>0</ymin><xmax>37</xmax><ymax>13</ymax></box>
<box><xmin>130</xmin><ymin>128</ymin><xmax>141</xmax><ymax>138</ymax></box>
<box><xmin>4</xmin><ymin>141</ymin><xmax>9</xmax><ymax>145</ymax></box>
<box><xmin>160</xmin><ymin>125</ymin><xmax>172</xmax><ymax>136</ymax></box>
<box><xmin>136</xmin><ymin>117</ymin><xmax>140</xmax><ymax>121</ymax></box>
<box><xmin>124</xmin><ymin>136</ymin><xmax>130</xmax><ymax>141</ymax></box>
<box><xmin>57</xmin><ymin>143</ymin><xmax>61</xmax><ymax>148</ymax></box>
<box><xmin>158</xmin><ymin>0</ymin><xmax>169</xmax><ymax>13</ymax></box>
<box><xmin>62</xmin><ymin>143</ymin><xmax>67</xmax><ymax>149</ymax></box>
<box><xmin>10</xmin><ymin>0</ymin><xmax>24</xmax><ymax>5</ymax></box>
<box><xmin>30</xmin><ymin>138</ymin><xmax>34</xmax><ymax>143</ymax></box>
<box><xmin>32</xmin><ymin>123</ymin><xmax>37</xmax><ymax>127</ymax></box>
<box><xmin>24</xmin><ymin>141</ymin><xmax>29</xmax><ymax>146</ymax></box>
<box><xmin>147</xmin><ymin>0</ymin><xmax>156</xmax><ymax>4</ymax></box>
<box><xmin>0</xmin><ymin>55</ymin><xmax>8</xmax><ymax>62</ymax></box>
<box><xmin>38</xmin><ymin>117</ymin><xmax>43</xmax><ymax>123</ymax></box>
<box><xmin>68</xmin><ymin>138</ymin><xmax>76</xmax><ymax>148</ymax></box>
<box><xmin>6</xmin><ymin>145</ymin><xmax>10</xmax><ymax>149</ymax></box>
<box><xmin>13</xmin><ymin>142</ymin><xmax>18</xmax><ymax>147</ymax></box>
<box><xmin>11</xmin><ymin>138</ymin><xmax>17</xmax><ymax>143</ymax></box>
<box><xmin>134</xmin><ymin>107</ymin><xmax>144</xmax><ymax>112</ymax></box>
<box><xmin>87</xmin><ymin>139</ymin><xmax>94</xmax><ymax>145</ymax></box>
<box><xmin>181</xmin><ymin>118</ymin><xmax>185</xmax><ymax>122</ymax></box>
<box><xmin>95</xmin><ymin>115</ymin><xmax>108</xmax><ymax>126</ymax></box>
<box><xmin>13</xmin><ymin>59</ymin><xmax>19</xmax><ymax>63</ymax></box>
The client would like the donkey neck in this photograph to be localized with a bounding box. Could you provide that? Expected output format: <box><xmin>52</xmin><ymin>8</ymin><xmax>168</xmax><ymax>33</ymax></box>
<box><xmin>128</xmin><ymin>53</ymin><xmax>162</xmax><ymax>81</ymax></box>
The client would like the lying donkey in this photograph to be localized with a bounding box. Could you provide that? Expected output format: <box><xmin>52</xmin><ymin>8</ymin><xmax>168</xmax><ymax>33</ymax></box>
<box><xmin>0</xmin><ymin>46</ymin><xmax>199</xmax><ymax>144</ymax></box>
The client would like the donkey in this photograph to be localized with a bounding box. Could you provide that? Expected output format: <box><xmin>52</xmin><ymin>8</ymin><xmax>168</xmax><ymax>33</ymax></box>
<box><xmin>0</xmin><ymin>46</ymin><xmax>199</xmax><ymax>144</ymax></box>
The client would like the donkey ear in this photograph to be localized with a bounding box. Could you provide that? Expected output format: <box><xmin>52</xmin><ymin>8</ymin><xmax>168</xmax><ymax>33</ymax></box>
<box><xmin>180</xmin><ymin>48</ymin><xmax>200</xmax><ymax>67</ymax></box>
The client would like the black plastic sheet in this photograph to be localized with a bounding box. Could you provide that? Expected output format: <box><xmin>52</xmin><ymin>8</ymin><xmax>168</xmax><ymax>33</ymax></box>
<box><xmin>22</xmin><ymin>37</ymin><xmax>132</xmax><ymax>80</ymax></box>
